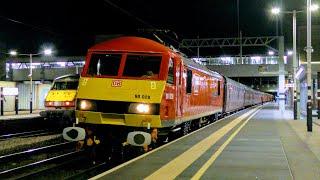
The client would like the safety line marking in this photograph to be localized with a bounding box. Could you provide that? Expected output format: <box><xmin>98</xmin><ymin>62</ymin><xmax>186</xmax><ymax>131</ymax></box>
<box><xmin>144</xmin><ymin>107</ymin><xmax>260</xmax><ymax>180</ymax></box>
<box><xmin>90</xmin><ymin>106</ymin><xmax>259</xmax><ymax>180</ymax></box>
<box><xmin>191</xmin><ymin>108</ymin><xmax>260</xmax><ymax>179</ymax></box>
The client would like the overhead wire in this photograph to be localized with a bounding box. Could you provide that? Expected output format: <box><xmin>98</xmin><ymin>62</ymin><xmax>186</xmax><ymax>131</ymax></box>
<box><xmin>0</xmin><ymin>15</ymin><xmax>62</xmax><ymax>36</ymax></box>
<box><xmin>102</xmin><ymin>0</ymin><xmax>194</xmax><ymax>54</ymax></box>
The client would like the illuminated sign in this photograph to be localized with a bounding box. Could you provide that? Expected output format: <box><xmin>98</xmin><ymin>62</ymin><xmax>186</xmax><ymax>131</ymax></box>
<box><xmin>2</xmin><ymin>87</ymin><xmax>19</xmax><ymax>96</ymax></box>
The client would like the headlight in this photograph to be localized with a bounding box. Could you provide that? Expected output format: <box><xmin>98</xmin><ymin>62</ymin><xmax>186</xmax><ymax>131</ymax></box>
<box><xmin>77</xmin><ymin>99</ymin><xmax>96</xmax><ymax>111</ymax></box>
<box><xmin>63</xmin><ymin>101</ymin><xmax>75</xmax><ymax>107</ymax></box>
<box><xmin>128</xmin><ymin>103</ymin><xmax>152</xmax><ymax>114</ymax></box>
<box><xmin>45</xmin><ymin>101</ymin><xmax>54</xmax><ymax>107</ymax></box>
<box><xmin>136</xmin><ymin>104</ymin><xmax>150</xmax><ymax>113</ymax></box>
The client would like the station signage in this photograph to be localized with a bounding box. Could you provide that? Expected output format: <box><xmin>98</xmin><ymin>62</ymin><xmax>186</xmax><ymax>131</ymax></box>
<box><xmin>2</xmin><ymin>87</ymin><xmax>19</xmax><ymax>96</ymax></box>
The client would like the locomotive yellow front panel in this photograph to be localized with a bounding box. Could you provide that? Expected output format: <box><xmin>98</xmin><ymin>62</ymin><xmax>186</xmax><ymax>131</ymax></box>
<box><xmin>46</xmin><ymin>90</ymin><xmax>77</xmax><ymax>102</ymax></box>
<box><xmin>77</xmin><ymin>77</ymin><xmax>165</xmax><ymax>103</ymax></box>
<box><xmin>76</xmin><ymin>111</ymin><xmax>162</xmax><ymax>127</ymax></box>
<box><xmin>76</xmin><ymin>77</ymin><xmax>165</xmax><ymax>127</ymax></box>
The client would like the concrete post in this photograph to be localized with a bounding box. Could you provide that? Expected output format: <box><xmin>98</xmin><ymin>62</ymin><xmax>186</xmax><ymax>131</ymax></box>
<box><xmin>306</xmin><ymin>0</ymin><xmax>313</xmax><ymax>131</ymax></box>
<box><xmin>318</xmin><ymin>72</ymin><xmax>320</xmax><ymax>119</ymax></box>
<box><xmin>293</xmin><ymin>10</ymin><xmax>298</xmax><ymax>119</ymax></box>
<box><xmin>278</xmin><ymin>36</ymin><xmax>285</xmax><ymax>112</ymax></box>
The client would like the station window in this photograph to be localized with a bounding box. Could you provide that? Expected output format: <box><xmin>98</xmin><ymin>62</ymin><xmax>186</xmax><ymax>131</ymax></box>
<box><xmin>167</xmin><ymin>58</ymin><xmax>174</xmax><ymax>84</ymax></box>
<box><xmin>186</xmin><ymin>69</ymin><xmax>192</xmax><ymax>94</ymax></box>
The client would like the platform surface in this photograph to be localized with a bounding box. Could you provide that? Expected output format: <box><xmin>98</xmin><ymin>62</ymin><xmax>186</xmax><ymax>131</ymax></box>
<box><xmin>92</xmin><ymin>103</ymin><xmax>320</xmax><ymax>180</ymax></box>
<box><xmin>0</xmin><ymin>110</ymin><xmax>41</xmax><ymax>120</ymax></box>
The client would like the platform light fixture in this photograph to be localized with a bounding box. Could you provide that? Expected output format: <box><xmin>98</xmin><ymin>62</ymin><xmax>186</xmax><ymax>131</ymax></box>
<box><xmin>287</xmin><ymin>50</ymin><xmax>293</xmax><ymax>56</ymax></box>
<box><xmin>271</xmin><ymin>7</ymin><xmax>281</xmax><ymax>15</ymax></box>
<box><xmin>9</xmin><ymin>50</ymin><xmax>17</xmax><ymax>56</ymax></box>
<box><xmin>268</xmin><ymin>50</ymin><xmax>275</xmax><ymax>56</ymax></box>
<box><xmin>8</xmin><ymin>47</ymin><xmax>54</xmax><ymax>114</ymax></box>
<box><xmin>311</xmin><ymin>4</ymin><xmax>319</xmax><ymax>12</ymax></box>
<box><xmin>270</xmin><ymin>4</ymin><xmax>318</xmax><ymax>121</ymax></box>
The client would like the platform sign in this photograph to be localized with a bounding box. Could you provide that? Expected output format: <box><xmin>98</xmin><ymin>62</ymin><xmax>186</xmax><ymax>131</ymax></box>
<box><xmin>3</xmin><ymin>87</ymin><xmax>19</xmax><ymax>96</ymax></box>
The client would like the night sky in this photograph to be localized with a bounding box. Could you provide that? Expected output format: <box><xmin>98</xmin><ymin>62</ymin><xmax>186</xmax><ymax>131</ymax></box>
<box><xmin>0</xmin><ymin>0</ymin><xmax>317</xmax><ymax>56</ymax></box>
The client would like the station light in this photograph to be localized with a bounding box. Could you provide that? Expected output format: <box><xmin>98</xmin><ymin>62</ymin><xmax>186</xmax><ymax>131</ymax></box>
<box><xmin>287</xmin><ymin>50</ymin><xmax>293</xmax><ymax>56</ymax></box>
<box><xmin>9</xmin><ymin>50</ymin><xmax>17</xmax><ymax>56</ymax></box>
<box><xmin>44</xmin><ymin>48</ymin><xmax>53</xmax><ymax>56</ymax></box>
<box><xmin>271</xmin><ymin>7</ymin><xmax>281</xmax><ymax>15</ymax></box>
<box><xmin>268</xmin><ymin>51</ymin><xmax>275</xmax><ymax>56</ymax></box>
<box><xmin>311</xmin><ymin>4</ymin><xmax>319</xmax><ymax>12</ymax></box>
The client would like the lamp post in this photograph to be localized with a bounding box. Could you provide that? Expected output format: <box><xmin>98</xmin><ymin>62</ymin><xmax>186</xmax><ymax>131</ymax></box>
<box><xmin>305</xmin><ymin>0</ymin><xmax>318</xmax><ymax>132</ymax></box>
<box><xmin>271</xmin><ymin>4</ymin><xmax>318</xmax><ymax>121</ymax></box>
<box><xmin>9</xmin><ymin>49</ymin><xmax>52</xmax><ymax>113</ymax></box>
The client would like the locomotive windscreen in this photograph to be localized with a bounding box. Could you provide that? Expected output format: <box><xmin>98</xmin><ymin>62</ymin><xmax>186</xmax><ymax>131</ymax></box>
<box><xmin>88</xmin><ymin>53</ymin><xmax>122</xmax><ymax>76</ymax></box>
<box><xmin>87</xmin><ymin>53</ymin><xmax>162</xmax><ymax>78</ymax></box>
<box><xmin>52</xmin><ymin>81</ymin><xmax>79</xmax><ymax>90</ymax></box>
<box><xmin>123</xmin><ymin>55</ymin><xmax>162</xmax><ymax>78</ymax></box>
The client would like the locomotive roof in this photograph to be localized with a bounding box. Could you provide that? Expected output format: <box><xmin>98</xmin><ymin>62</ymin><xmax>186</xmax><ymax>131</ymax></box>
<box><xmin>182</xmin><ymin>57</ymin><xmax>223</xmax><ymax>79</ymax></box>
<box><xmin>54</xmin><ymin>74</ymin><xmax>80</xmax><ymax>81</ymax></box>
<box><xmin>89</xmin><ymin>36</ymin><xmax>171</xmax><ymax>53</ymax></box>
<box><xmin>90</xmin><ymin>36</ymin><xmax>223</xmax><ymax>79</ymax></box>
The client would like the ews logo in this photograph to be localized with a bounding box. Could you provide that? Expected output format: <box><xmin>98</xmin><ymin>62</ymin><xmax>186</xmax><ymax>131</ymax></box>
<box><xmin>111</xmin><ymin>80</ymin><xmax>122</xmax><ymax>87</ymax></box>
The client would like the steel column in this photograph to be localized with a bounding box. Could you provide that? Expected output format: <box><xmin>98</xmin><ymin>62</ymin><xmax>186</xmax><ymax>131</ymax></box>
<box><xmin>318</xmin><ymin>72</ymin><xmax>320</xmax><ymax>119</ymax></box>
<box><xmin>278</xmin><ymin>36</ymin><xmax>285</xmax><ymax>112</ymax></box>
<box><xmin>306</xmin><ymin>0</ymin><xmax>313</xmax><ymax>131</ymax></box>
<box><xmin>293</xmin><ymin>10</ymin><xmax>298</xmax><ymax>120</ymax></box>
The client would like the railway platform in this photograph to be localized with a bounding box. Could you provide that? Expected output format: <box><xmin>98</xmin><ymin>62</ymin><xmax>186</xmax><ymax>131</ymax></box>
<box><xmin>0</xmin><ymin>110</ymin><xmax>41</xmax><ymax>120</ymax></box>
<box><xmin>91</xmin><ymin>103</ymin><xmax>320</xmax><ymax>180</ymax></box>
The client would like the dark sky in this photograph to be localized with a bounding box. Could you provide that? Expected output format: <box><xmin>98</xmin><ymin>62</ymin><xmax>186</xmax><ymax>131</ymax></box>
<box><xmin>0</xmin><ymin>0</ymin><xmax>316</xmax><ymax>56</ymax></box>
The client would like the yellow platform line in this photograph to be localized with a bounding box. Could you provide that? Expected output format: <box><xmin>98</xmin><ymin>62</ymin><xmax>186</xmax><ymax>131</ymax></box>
<box><xmin>90</xmin><ymin>107</ymin><xmax>252</xmax><ymax>180</ymax></box>
<box><xmin>144</xmin><ymin>106</ymin><xmax>261</xmax><ymax>180</ymax></box>
<box><xmin>191</xmin><ymin>108</ymin><xmax>260</xmax><ymax>179</ymax></box>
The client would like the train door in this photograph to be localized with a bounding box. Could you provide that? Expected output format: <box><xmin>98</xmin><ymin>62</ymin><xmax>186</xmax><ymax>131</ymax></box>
<box><xmin>175</xmin><ymin>58</ymin><xmax>182</xmax><ymax>117</ymax></box>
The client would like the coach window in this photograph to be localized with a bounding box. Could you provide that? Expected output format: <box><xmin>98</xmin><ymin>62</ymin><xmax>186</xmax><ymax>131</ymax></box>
<box><xmin>186</xmin><ymin>69</ymin><xmax>192</xmax><ymax>93</ymax></box>
<box><xmin>167</xmin><ymin>58</ymin><xmax>174</xmax><ymax>84</ymax></box>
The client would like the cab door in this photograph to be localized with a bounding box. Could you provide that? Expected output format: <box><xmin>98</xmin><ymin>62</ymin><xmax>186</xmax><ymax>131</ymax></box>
<box><xmin>175</xmin><ymin>58</ymin><xmax>183</xmax><ymax>117</ymax></box>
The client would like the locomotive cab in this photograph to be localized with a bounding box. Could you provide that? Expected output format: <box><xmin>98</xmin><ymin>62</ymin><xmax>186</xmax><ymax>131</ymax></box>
<box><xmin>40</xmin><ymin>74</ymin><xmax>79</xmax><ymax>128</ymax></box>
<box><xmin>62</xmin><ymin>37</ymin><xmax>224</xmax><ymax>151</ymax></box>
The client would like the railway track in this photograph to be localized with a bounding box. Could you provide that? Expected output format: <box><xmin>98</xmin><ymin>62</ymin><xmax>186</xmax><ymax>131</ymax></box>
<box><xmin>0</xmin><ymin>141</ymin><xmax>79</xmax><ymax>179</ymax></box>
<box><xmin>0</xmin><ymin>129</ymin><xmax>57</xmax><ymax>141</ymax></box>
<box><xmin>0</xmin><ymin>107</ymin><xmax>257</xmax><ymax>179</ymax></box>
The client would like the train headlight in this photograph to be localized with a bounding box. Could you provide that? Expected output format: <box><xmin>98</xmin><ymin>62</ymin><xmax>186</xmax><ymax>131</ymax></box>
<box><xmin>45</xmin><ymin>101</ymin><xmax>54</xmax><ymax>107</ymax></box>
<box><xmin>136</xmin><ymin>104</ymin><xmax>150</xmax><ymax>113</ymax></box>
<box><xmin>77</xmin><ymin>99</ymin><xmax>96</xmax><ymax>111</ymax></box>
<box><xmin>128</xmin><ymin>103</ymin><xmax>152</xmax><ymax>114</ymax></box>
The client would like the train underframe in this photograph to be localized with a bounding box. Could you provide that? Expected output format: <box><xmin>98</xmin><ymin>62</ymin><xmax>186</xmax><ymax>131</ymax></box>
<box><xmin>40</xmin><ymin>109</ymin><xmax>75</xmax><ymax>129</ymax></box>
<box><xmin>74</xmin><ymin>112</ymin><xmax>222</xmax><ymax>163</ymax></box>
<box><xmin>72</xmin><ymin>102</ymin><xmax>267</xmax><ymax>164</ymax></box>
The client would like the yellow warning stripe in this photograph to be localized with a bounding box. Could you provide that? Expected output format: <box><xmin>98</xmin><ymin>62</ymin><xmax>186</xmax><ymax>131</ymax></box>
<box><xmin>144</xmin><ymin>106</ymin><xmax>261</xmax><ymax>180</ymax></box>
<box><xmin>191</xmin><ymin>108</ymin><xmax>260</xmax><ymax>179</ymax></box>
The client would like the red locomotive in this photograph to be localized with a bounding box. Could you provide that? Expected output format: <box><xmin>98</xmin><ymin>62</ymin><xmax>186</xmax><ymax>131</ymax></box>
<box><xmin>63</xmin><ymin>37</ymin><xmax>272</xmax><ymax>153</ymax></box>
